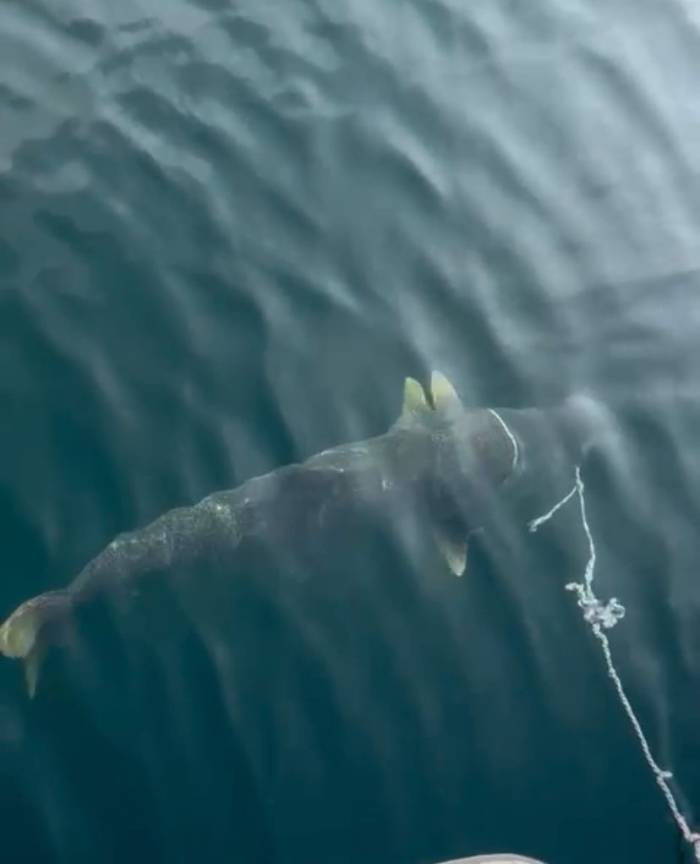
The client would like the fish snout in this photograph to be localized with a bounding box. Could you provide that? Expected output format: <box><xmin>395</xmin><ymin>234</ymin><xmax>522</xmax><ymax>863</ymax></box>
<box><xmin>559</xmin><ymin>393</ymin><xmax>611</xmax><ymax>459</ymax></box>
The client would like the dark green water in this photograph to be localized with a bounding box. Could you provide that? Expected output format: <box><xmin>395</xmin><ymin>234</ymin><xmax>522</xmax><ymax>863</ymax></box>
<box><xmin>2</xmin><ymin>1</ymin><xmax>700</xmax><ymax>862</ymax></box>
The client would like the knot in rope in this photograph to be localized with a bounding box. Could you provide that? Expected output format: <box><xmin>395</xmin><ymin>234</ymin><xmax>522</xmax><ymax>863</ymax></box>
<box><xmin>565</xmin><ymin>583</ymin><xmax>626</xmax><ymax>629</ymax></box>
<box><xmin>689</xmin><ymin>834</ymin><xmax>700</xmax><ymax>863</ymax></box>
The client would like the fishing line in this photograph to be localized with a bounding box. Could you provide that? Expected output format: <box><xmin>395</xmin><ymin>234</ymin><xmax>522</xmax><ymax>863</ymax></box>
<box><xmin>529</xmin><ymin>466</ymin><xmax>700</xmax><ymax>862</ymax></box>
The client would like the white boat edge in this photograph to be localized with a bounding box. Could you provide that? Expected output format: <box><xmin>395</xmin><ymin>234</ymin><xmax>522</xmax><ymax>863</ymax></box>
<box><xmin>436</xmin><ymin>855</ymin><xmax>547</xmax><ymax>864</ymax></box>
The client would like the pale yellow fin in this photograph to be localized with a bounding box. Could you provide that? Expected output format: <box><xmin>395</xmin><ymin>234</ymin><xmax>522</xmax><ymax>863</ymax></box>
<box><xmin>0</xmin><ymin>597</ymin><xmax>41</xmax><ymax>659</ymax></box>
<box><xmin>430</xmin><ymin>371</ymin><xmax>462</xmax><ymax>412</ymax></box>
<box><xmin>433</xmin><ymin>526</ymin><xmax>468</xmax><ymax>577</ymax></box>
<box><xmin>401</xmin><ymin>377</ymin><xmax>429</xmax><ymax>420</ymax></box>
<box><xmin>0</xmin><ymin>589</ymin><xmax>71</xmax><ymax>698</ymax></box>
<box><xmin>24</xmin><ymin>643</ymin><xmax>45</xmax><ymax>699</ymax></box>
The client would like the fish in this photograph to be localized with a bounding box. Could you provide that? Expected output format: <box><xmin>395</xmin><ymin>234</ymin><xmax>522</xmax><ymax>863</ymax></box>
<box><xmin>0</xmin><ymin>372</ymin><xmax>605</xmax><ymax>696</ymax></box>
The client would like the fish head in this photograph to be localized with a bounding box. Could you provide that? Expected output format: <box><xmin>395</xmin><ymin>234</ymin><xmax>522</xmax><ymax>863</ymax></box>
<box><xmin>555</xmin><ymin>391</ymin><xmax>612</xmax><ymax>461</ymax></box>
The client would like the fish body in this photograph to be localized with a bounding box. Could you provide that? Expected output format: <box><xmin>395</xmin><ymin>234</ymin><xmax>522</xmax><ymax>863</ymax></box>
<box><xmin>0</xmin><ymin>373</ymin><xmax>602</xmax><ymax>695</ymax></box>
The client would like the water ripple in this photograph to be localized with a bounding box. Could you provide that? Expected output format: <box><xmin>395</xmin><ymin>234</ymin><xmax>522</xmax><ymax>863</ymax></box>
<box><xmin>2</xmin><ymin>0</ymin><xmax>700</xmax><ymax>862</ymax></box>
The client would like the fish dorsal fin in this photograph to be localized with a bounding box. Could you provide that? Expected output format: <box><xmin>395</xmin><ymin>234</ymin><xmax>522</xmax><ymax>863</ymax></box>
<box><xmin>431</xmin><ymin>371</ymin><xmax>462</xmax><ymax>413</ymax></box>
<box><xmin>401</xmin><ymin>377</ymin><xmax>430</xmax><ymax>420</ymax></box>
<box><xmin>433</xmin><ymin>524</ymin><xmax>468</xmax><ymax>577</ymax></box>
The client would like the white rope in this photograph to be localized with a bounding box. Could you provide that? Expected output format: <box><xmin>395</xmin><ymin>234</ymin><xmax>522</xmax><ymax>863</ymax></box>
<box><xmin>527</xmin><ymin>484</ymin><xmax>577</xmax><ymax>533</ymax></box>
<box><xmin>530</xmin><ymin>466</ymin><xmax>700</xmax><ymax>861</ymax></box>
<box><xmin>488</xmin><ymin>409</ymin><xmax>519</xmax><ymax>473</ymax></box>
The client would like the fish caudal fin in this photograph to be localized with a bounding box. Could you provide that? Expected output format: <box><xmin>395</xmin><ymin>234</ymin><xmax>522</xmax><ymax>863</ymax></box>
<box><xmin>0</xmin><ymin>590</ymin><xmax>72</xmax><ymax>697</ymax></box>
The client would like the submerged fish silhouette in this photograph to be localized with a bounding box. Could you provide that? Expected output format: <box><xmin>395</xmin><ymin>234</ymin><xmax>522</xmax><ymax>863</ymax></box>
<box><xmin>0</xmin><ymin>372</ymin><xmax>603</xmax><ymax>696</ymax></box>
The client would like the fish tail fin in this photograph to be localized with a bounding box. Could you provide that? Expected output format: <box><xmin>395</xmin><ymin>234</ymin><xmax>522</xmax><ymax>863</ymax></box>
<box><xmin>0</xmin><ymin>590</ymin><xmax>72</xmax><ymax>698</ymax></box>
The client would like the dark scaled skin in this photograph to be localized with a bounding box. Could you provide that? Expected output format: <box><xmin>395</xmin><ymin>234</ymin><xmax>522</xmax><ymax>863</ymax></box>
<box><xmin>71</xmin><ymin>380</ymin><xmax>515</xmax><ymax>604</ymax></box>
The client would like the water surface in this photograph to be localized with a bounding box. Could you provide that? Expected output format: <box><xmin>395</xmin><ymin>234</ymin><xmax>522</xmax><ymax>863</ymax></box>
<box><xmin>2</xmin><ymin>1</ymin><xmax>700</xmax><ymax>862</ymax></box>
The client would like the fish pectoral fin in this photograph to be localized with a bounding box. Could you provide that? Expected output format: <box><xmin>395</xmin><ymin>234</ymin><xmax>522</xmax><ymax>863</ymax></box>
<box><xmin>430</xmin><ymin>371</ymin><xmax>463</xmax><ymax>414</ymax></box>
<box><xmin>401</xmin><ymin>377</ymin><xmax>430</xmax><ymax>421</ymax></box>
<box><xmin>433</xmin><ymin>524</ymin><xmax>469</xmax><ymax>577</ymax></box>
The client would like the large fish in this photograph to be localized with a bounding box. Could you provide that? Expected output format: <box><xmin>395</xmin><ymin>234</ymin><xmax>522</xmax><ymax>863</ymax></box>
<box><xmin>0</xmin><ymin>372</ymin><xmax>604</xmax><ymax>696</ymax></box>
